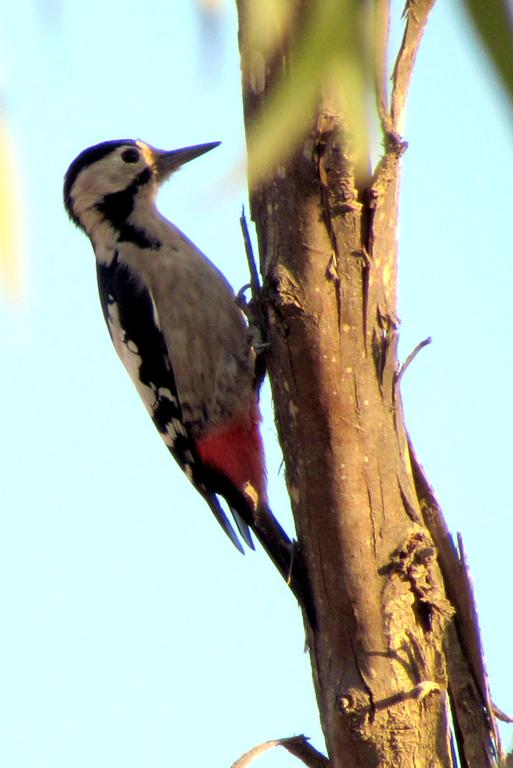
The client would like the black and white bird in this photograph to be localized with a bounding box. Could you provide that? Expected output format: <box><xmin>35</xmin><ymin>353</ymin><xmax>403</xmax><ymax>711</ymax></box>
<box><xmin>63</xmin><ymin>139</ymin><xmax>309</xmax><ymax>610</ymax></box>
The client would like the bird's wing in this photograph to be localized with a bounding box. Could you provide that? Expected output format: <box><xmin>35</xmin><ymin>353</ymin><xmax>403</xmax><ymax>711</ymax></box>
<box><xmin>96</xmin><ymin>252</ymin><xmax>246</xmax><ymax>553</ymax></box>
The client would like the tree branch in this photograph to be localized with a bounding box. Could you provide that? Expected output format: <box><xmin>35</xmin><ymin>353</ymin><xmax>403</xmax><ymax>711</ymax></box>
<box><xmin>232</xmin><ymin>736</ymin><xmax>330</xmax><ymax>768</ymax></box>
<box><xmin>236</xmin><ymin>1</ymin><xmax>504</xmax><ymax>765</ymax></box>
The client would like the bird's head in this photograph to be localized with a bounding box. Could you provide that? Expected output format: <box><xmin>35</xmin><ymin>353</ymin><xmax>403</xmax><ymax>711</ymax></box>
<box><xmin>63</xmin><ymin>139</ymin><xmax>220</xmax><ymax>233</ymax></box>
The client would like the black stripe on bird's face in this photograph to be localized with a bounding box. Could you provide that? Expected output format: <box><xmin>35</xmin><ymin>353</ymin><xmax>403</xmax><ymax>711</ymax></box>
<box><xmin>96</xmin><ymin>167</ymin><xmax>161</xmax><ymax>249</ymax></box>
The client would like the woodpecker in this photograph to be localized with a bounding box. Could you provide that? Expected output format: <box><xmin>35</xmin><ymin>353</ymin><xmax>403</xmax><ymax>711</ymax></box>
<box><xmin>63</xmin><ymin>139</ymin><xmax>310</xmax><ymax>613</ymax></box>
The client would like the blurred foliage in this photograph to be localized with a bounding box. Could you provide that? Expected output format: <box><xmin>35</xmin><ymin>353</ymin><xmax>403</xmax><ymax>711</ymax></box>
<box><xmin>461</xmin><ymin>0</ymin><xmax>513</xmax><ymax>110</ymax></box>
<box><xmin>238</xmin><ymin>0</ymin><xmax>373</xmax><ymax>184</ymax></box>
<box><xmin>199</xmin><ymin>0</ymin><xmax>223</xmax><ymax>9</ymax></box>
<box><xmin>196</xmin><ymin>0</ymin><xmax>513</xmax><ymax>185</ymax></box>
<box><xmin>0</xmin><ymin>119</ymin><xmax>23</xmax><ymax>302</ymax></box>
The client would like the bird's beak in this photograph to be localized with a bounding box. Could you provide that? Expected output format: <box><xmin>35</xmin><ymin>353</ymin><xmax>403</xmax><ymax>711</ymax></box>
<box><xmin>153</xmin><ymin>141</ymin><xmax>221</xmax><ymax>181</ymax></box>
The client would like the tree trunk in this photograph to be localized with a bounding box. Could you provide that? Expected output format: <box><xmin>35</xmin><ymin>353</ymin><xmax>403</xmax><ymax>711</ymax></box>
<box><xmin>235</xmin><ymin>1</ymin><xmax>502</xmax><ymax>766</ymax></box>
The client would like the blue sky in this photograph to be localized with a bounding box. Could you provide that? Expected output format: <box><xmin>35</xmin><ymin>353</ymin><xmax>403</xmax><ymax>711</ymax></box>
<box><xmin>0</xmin><ymin>1</ymin><xmax>511</xmax><ymax>766</ymax></box>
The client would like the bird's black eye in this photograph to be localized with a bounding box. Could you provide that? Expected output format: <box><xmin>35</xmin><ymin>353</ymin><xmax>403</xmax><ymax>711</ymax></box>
<box><xmin>121</xmin><ymin>148</ymin><xmax>140</xmax><ymax>163</ymax></box>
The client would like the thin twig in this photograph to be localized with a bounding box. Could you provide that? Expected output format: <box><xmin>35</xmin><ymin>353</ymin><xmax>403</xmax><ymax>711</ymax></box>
<box><xmin>231</xmin><ymin>735</ymin><xmax>330</xmax><ymax>768</ymax></box>
<box><xmin>395</xmin><ymin>336</ymin><xmax>432</xmax><ymax>388</ymax></box>
<box><xmin>493</xmin><ymin>703</ymin><xmax>513</xmax><ymax>724</ymax></box>
<box><xmin>239</xmin><ymin>206</ymin><xmax>268</xmax><ymax>387</ymax></box>
<box><xmin>390</xmin><ymin>0</ymin><xmax>437</xmax><ymax>132</ymax></box>
<box><xmin>281</xmin><ymin>735</ymin><xmax>330</xmax><ymax>768</ymax></box>
<box><xmin>240</xmin><ymin>206</ymin><xmax>261</xmax><ymax>299</ymax></box>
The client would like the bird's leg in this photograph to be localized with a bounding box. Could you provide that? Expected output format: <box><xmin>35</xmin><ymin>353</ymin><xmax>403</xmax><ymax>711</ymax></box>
<box><xmin>236</xmin><ymin>283</ymin><xmax>269</xmax><ymax>386</ymax></box>
<box><xmin>237</xmin><ymin>287</ymin><xmax>270</xmax><ymax>350</ymax></box>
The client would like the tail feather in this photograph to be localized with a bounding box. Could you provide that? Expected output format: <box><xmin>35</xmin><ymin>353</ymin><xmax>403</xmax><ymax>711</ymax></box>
<box><xmin>230</xmin><ymin>508</ymin><xmax>255</xmax><ymax>550</ymax></box>
<box><xmin>204</xmin><ymin>494</ymin><xmax>245</xmax><ymax>555</ymax></box>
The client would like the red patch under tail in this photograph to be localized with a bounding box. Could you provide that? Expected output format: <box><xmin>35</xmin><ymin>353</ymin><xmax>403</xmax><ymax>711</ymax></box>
<box><xmin>195</xmin><ymin>397</ymin><xmax>267</xmax><ymax>506</ymax></box>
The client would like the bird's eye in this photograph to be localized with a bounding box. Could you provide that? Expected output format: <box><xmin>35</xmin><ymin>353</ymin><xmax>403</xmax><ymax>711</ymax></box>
<box><xmin>121</xmin><ymin>148</ymin><xmax>140</xmax><ymax>163</ymax></box>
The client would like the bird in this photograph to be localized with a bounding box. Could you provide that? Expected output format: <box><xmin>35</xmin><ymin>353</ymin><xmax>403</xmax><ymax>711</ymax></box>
<box><xmin>63</xmin><ymin>138</ymin><xmax>311</xmax><ymax>614</ymax></box>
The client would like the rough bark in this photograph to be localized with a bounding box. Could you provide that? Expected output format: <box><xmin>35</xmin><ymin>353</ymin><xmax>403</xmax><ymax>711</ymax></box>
<box><xmin>235</xmin><ymin>1</ymin><xmax>502</xmax><ymax>767</ymax></box>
